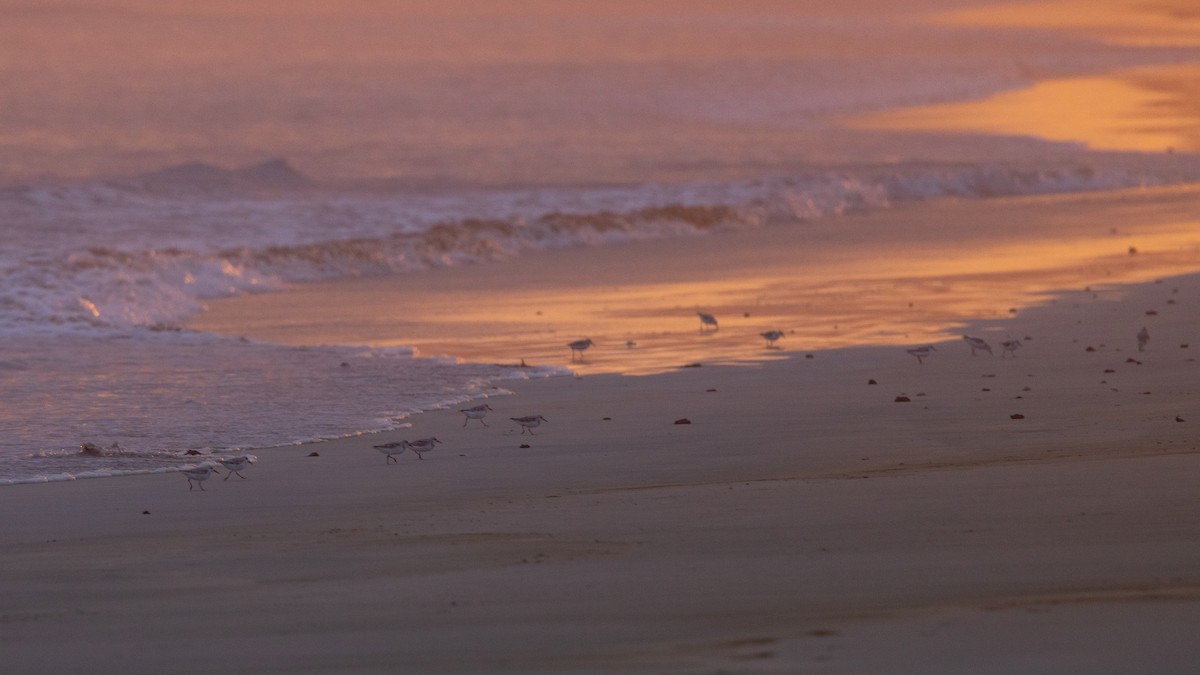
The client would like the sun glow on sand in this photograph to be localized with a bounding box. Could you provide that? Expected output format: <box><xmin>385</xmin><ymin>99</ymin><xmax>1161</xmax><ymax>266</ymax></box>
<box><xmin>191</xmin><ymin>186</ymin><xmax>1200</xmax><ymax>376</ymax></box>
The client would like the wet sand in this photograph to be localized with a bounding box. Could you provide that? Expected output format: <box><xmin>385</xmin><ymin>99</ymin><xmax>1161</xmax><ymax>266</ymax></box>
<box><xmin>191</xmin><ymin>185</ymin><xmax>1200</xmax><ymax>374</ymax></box>
<box><xmin>3</xmin><ymin>187</ymin><xmax>1200</xmax><ymax>673</ymax></box>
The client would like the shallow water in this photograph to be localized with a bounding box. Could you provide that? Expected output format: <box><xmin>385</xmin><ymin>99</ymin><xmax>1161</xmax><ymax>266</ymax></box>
<box><xmin>192</xmin><ymin>186</ymin><xmax>1200</xmax><ymax>376</ymax></box>
<box><xmin>2</xmin><ymin>0</ymin><xmax>1200</xmax><ymax>484</ymax></box>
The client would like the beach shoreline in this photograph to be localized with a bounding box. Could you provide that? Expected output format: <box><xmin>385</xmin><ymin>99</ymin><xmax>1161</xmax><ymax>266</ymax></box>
<box><xmin>189</xmin><ymin>184</ymin><xmax>1200</xmax><ymax>375</ymax></box>
<box><xmin>7</xmin><ymin>1</ymin><xmax>1200</xmax><ymax>671</ymax></box>
<box><xmin>6</xmin><ymin>185</ymin><xmax>1200</xmax><ymax>672</ymax></box>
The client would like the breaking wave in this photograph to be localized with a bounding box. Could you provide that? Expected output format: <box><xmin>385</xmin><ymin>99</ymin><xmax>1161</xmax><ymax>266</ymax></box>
<box><xmin>4</xmin><ymin>157</ymin><xmax>1199</xmax><ymax>334</ymax></box>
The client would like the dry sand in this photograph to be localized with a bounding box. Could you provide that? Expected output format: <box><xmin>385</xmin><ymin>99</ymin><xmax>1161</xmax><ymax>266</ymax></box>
<box><xmin>5</xmin><ymin>188</ymin><xmax>1200</xmax><ymax>673</ymax></box>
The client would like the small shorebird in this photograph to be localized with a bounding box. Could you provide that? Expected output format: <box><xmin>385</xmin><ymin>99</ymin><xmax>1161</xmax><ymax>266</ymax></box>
<box><xmin>760</xmin><ymin>330</ymin><xmax>784</xmax><ymax>348</ymax></box>
<box><xmin>373</xmin><ymin>441</ymin><xmax>409</xmax><ymax>464</ymax></box>
<box><xmin>460</xmin><ymin>403</ymin><xmax>493</xmax><ymax>427</ymax></box>
<box><xmin>511</xmin><ymin>414</ymin><xmax>548</xmax><ymax>435</ymax></box>
<box><xmin>1137</xmin><ymin>326</ymin><xmax>1150</xmax><ymax>352</ymax></box>
<box><xmin>906</xmin><ymin>345</ymin><xmax>937</xmax><ymax>364</ymax></box>
<box><xmin>182</xmin><ymin>466</ymin><xmax>218</xmax><ymax>490</ymax></box>
<box><xmin>962</xmin><ymin>335</ymin><xmax>992</xmax><ymax>356</ymax></box>
<box><xmin>219</xmin><ymin>455</ymin><xmax>252</xmax><ymax>480</ymax></box>
<box><xmin>567</xmin><ymin>338</ymin><xmax>594</xmax><ymax>362</ymax></box>
<box><xmin>697</xmin><ymin>311</ymin><xmax>719</xmax><ymax>333</ymax></box>
<box><xmin>1000</xmin><ymin>339</ymin><xmax>1023</xmax><ymax>358</ymax></box>
<box><xmin>406</xmin><ymin>437</ymin><xmax>442</xmax><ymax>460</ymax></box>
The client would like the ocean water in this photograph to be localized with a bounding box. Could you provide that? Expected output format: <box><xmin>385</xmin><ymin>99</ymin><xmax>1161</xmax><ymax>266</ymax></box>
<box><xmin>2</xmin><ymin>0</ymin><xmax>1199</xmax><ymax>484</ymax></box>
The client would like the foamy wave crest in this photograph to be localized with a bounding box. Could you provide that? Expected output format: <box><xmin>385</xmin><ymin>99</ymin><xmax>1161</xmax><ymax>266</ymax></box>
<box><xmin>3</xmin><ymin>157</ymin><xmax>1197</xmax><ymax>331</ymax></box>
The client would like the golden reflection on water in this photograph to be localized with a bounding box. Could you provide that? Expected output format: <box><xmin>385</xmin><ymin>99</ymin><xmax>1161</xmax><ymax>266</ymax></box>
<box><xmin>850</xmin><ymin>0</ymin><xmax>1200</xmax><ymax>153</ymax></box>
<box><xmin>190</xmin><ymin>188</ymin><xmax>1200</xmax><ymax>377</ymax></box>
<box><xmin>935</xmin><ymin>0</ymin><xmax>1200</xmax><ymax>48</ymax></box>
<box><xmin>377</xmin><ymin>251</ymin><xmax>1199</xmax><ymax>377</ymax></box>
<box><xmin>848</xmin><ymin>64</ymin><xmax>1200</xmax><ymax>153</ymax></box>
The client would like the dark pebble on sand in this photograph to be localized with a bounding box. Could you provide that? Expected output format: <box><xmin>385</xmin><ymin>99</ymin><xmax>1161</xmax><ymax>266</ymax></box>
<box><xmin>520</xmin><ymin>444</ymin><xmax>530</xmax><ymax>448</ymax></box>
<box><xmin>674</xmin><ymin>418</ymin><xmax>691</xmax><ymax>425</ymax></box>
<box><xmin>1010</xmin><ymin>414</ymin><xmax>1025</xmax><ymax>419</ymax></box>
<box><xmin>868</xmin><ymin>379</ymin><xmax>877</xmax><ymax>385</ymax></box>
<box><xmin>894</xmin><ymin>396</ymin><xmax>911</xmax><ymax>403</ymax></box>
<box><xmin>308</xmin><ymin>452</ymin><xmax>319</xmax><ymax>457</ymax></box>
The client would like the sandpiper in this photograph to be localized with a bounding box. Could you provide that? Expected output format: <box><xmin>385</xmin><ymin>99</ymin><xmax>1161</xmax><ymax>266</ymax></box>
<box><xmin>697</xmin><ymin>311</ymin><xmax>719</xmax><ymax>333</ymax></box>
<box><xmin>567</xmin><ymin>338</ymin><xmax>594</xmax><ymax>362</ymax></box>
<box><xmin>962</xmin><ymin>335</ymin><xmax>993</xmax><ymax>356</ymax></box>
<box><xmin>182</xmin><ymin>466</ymin><xmax>218</xmax><ymax>490</ymax></box>
<box><xmin>760</xmin><ymin>330</ymin><xmax>784</xmax><ymax>348</ymax></box>
<box><xmin>511</xmin><ymin>415</ymin><xmax>548</xmax><ymax>435</ymax></box>
<box><xmin>906</xmin><ymin>345</ymin><xmax>937</xmax><ymax>364</ymax></box>
<box><xmin>406</xmin><ymin>437</ymin><xmax>442</xmax><ymax>459</ymax></box>
<box><xmin>373</xmin><ymin>441</ymin><xmax>409</xmax><ymax>464</ymax></box>
<box><xmin>219</xmin><ymin>455</ymin><xmax>252</xmax><ymax>480</ymax></box>
<box><xmin>1000</xmin><ymin>339</ymin><xmax>1023</xmax><ymax>358</ymax></box>
<box><xmin>460</xmin><ymin>403</ymin><xmax>493</xmax><ymax>427</ymax></box>
<box><xmin>1137</xmin><ymin>326</ymin><xmax>1150</xmax><ymax>352</ymax></box>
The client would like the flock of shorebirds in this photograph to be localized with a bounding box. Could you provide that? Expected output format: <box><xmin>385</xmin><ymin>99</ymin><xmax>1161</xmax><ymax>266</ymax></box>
<box><xmin>563</xmin><ymin>311</ymin><xmax>1090</xmax><ymax>365</ymax></box>
<box><xmin>162</xmin><ymin>310</ymin><xmax>1154</xmax><ymax>489</ymax></box>
<box><xmin>575</xmin><ymin>311</ymin><xmax>1154</xmax><ymax>370</ymax></box>
<box><xmin>369</xmin><ymin>409</ymin><xmax>549</xmax><ymax>465</ymax></box>
<box><xmin>177</xmin><ymin>455</ymin><xmax>252</xmax><ymax>491</ymax></box>
<box><xmin>81</xmin><ymin>441</ymin><xmax>254</xmax><ymax>491</ymax></box>
<box><xmin>163</xmin><ymin>405</ymin><xmax>552</xmax><ymax>489</ymax></box>
<box><xmin>906</xmin><ymin>336</ymin><xmax>1024</xmax><ymax>364</ymax></box>
<box><xmin>564</xmin><ymin>311</ymin><xmax>789</xmax><ymax>364</ymax></box>
<box><xmin>906</xmin><ymin>326</ymin><xmax>1150</xmax><ymax>365</ymax></box>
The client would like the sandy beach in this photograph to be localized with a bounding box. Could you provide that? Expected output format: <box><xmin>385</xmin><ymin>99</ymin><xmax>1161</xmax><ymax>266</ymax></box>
<box><xmin>5</xmin><ymin>1</ymin><xmax>1200</xmax><ymax>672</ymax></box>
<box><xmin>4</xmin><ymin>186</ymin><xmax>1199</xmax><ymax>673</ymax></box>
